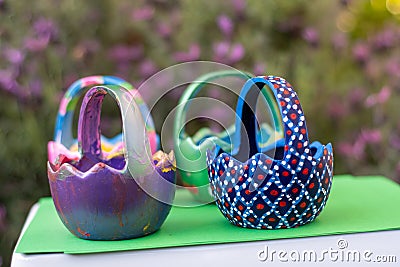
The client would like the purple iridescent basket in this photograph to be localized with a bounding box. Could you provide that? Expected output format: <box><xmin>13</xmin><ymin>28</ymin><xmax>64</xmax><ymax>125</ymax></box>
<box><xmin>47</xmin><ymin>85</ymin><xmax>175</xmax><ymax>240</ymax></box>
<box><xmin>207</xmin><ymin>76</ymin><xmax>334</xmax><ymax>229</ymax></box>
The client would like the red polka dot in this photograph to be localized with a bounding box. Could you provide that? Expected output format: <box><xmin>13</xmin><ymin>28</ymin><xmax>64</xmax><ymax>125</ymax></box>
<box><xmin>268</xmin><ymin>217</ymin><xmax>276</xmax><ymax>222</ymax></box>
<box><xmin>282</xmin><ymin>171</ymin><xmax>289</xmax><ymax>177</ymax></box>
<box><xmin>301</xmin><ymin>128</ymin><xmax>306</xmax><ymax>134</ymax></box>
<box><xmin>317</xmin><ymin>197</ymin><xmax>323</xmax><ymax>203</ymax></box>
<box><xmin>306</xmin><ymin>213</ymin><xmax>312</xmax><ymax>218</ymax></box>
<box><xmin>292</xmin><ymin>188</ymin><xmax>299</xmax><ymax>194</ymax></box>
<box><xmin>244</xmin><ymin>165</ymin><xmax>249</xmax><ymax>170</ymax></box>
<box><xmin>258</xmin><ymin>174</ymin><xmax>264</xmax><ymax>180</ymax></box>
<box><xmin>284</xmin><ymin>145</ymin><xmax>289</xmax><ymax>151</ymax></box>
<box><xmin>279</xmin><ymin>201</ymin><xmax>286</xmax><ymax>207</ymax></box>
<box><xmin>256</xmin><ymin>203</ymin><xmax>265</xmax><ymax>210</ymax></box>
<box><xmin>245</xmin><ymin>189</ymin><xmax>251</xmax><ymax>195</ymax></box>
<box><xmin>283</xmin><ymin>89</ymin><xmax>289</xmax><ymax>95</ymax></box>
<box><xmin>265</xmin><ymin>159</ymin><xmax>273</xmax><ymax>164</ymax></box>
<box><xmin>287</xmin><ymin>82</ymin><xmax>292</xmax><ymax>87</ymax></box>
<box><xmin>300</xmin><ymin>202</ymin><xmax>306</xmax><ymax>208</ymax></box>
<box><xmin>227</xmin><ymin>188</ymin><xmax>233</xmax><ymax>193</ymax></box>
<box><xmin>219</xmin><ymin>170</ymin><xmax>224</xmax><ymax>175</ymax></box>
<box><xmin>290</xmin><ymin>113</ymin><xmax>297</xmax><ymax>120</ymax></box>
<box><xmin>238</xmin><ymin>176</ymin><xmax>244</xmax><ymax>182</ymax></box>
<box><xmin>324</xmin><ymin>177</ymin><xmax>329</xmax><ymax>184</ymax></box>
<box><xmin>297</xmin><ymin>142</ymin><xmax>303</xmax><ymax>149</ymax></box>
<box><xmin>318</xmin><ymin>162</ymin><xmax>323</xmax><ymax>169</ymax></box>
<box><xmin>236</xmin><ymin>215</ymin><xmax>242</xmax><ymax>221</ymax></box>
<box><xmin>286</xmin><ymin>130</ymin><xmax>292</xmax><ymax>136</ymax></box>
<box><xmin>302</xmin><ymin>168</ymin><xmax>309</xmax><ymax>175</ymax></box>
<box><xmin>238</xmin><ymin>205</ymin><xmax>244</xmax><ymax>211</ymax></box>
<box><xmin>309</xmin><ymin>182</ymin><xmax>315</xmax><ymax>189</ymax></box>
<box><xmin>249</xmin><ymin>218</ymin><xmax>255</xmax><ymax>222</ymax></box>
<box><xmin>291</xmin><ymin>159</ymin><xmax>297</xmax><ymax>165</ymax></box>
<box><xmin>225</xmin><ymin>156</ymin><xmax>230</xmax><ymax>162</ymax></box>
<box><xmin>289</xmin><ymin>217</ymin><xmax>295</xmax><ymax>221</ymax></box>
<box><xmin>273</xmin><ymin>84</ymin><xmax>279</xmax><ymax>89</ymax></box>
<box><xmin>280</xmin><ymin>101</ymin><xmax>286</xmax><ymax>107</ymax></box>
<box><xmin>231</xmin><ymin>169</ymin><xmax>236</xmax><ymax>175</ymax></box>
<box><xmin>294</xmin><ymin>99</ymin><xmax>300</xmax><ymax>104</ymax></box>
<box><xmin>270</xmin><ymin>189</ymin><xmax>278</xmax><ymax>196</ymax></box>
<box><xmin>224</xmin><ymin>202</ymin><xmax>229</xmax><ymax>207</ymax></box>
<box><xmin>324</xmin><ymin>149</ymin><xmax>328</xmax><ymax>156</ymax></box>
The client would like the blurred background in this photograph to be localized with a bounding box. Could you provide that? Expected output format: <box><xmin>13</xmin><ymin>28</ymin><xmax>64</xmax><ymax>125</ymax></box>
<box><xmin>1</xmin><ymin>0</ymin><xmax>400</xmax><ymax>265</ymax></box>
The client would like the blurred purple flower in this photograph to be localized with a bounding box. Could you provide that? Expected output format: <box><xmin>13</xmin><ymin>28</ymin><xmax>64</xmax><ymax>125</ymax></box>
<box><xmin>24</xmin><ymin>36</ymin><xmax>50</xmax><ymax>52</ymax></box>
<box><xmin>229</xmin><ymin>43</ymin><xmax>245</xmax><ymax>62</ymax></box>
<box><xmin>0</xmin><ymin>69</ymin><xmax>21</xmax><ymax>95</ymax></box>
<box><xmin>337</xmin><ymin>139</ymin><xmax>365</xmax><ymax>160</ymax></box>
<box><xmin>360</xmin><ymin>129</ymin><xmax>382</xmax><ymax>144</ymax></box>
<box><xmin>253</xmin><ymin>63</ymin><xmax>266</xmax><ymax>76</ymax></box>
<box><xmin>327</xmin><ymin>97</ymin><xmax>348</xmax><ymax>119</ymax></box>
<box><xmin>33</xmin><ymin>17</ymin><xmax>58</xmax><ymax>40</ymax></box>
<box><xmin>372</xmin><ymin>29</ymin><xmax>395</xmax><ymax>51</ymax></box>
<box><xmin>349</xmin><ymin>87</ymin><xmax>365</xmax><ymax>106</ymax></box>
<box><xmin>212</xmin><ymin>41</ymin><xmax>245</xmax><ymax>64</ymax></box>
<box><xmin>385</xmin><ymin>60</ymin><xmax>400</xmax><ymax>78</ymax></box>
<box><xmin>232</xmin><ymin>0</ymin><xmax>246</xmax><ymax>15</ymax></box>
<box><xmin>302</xmin><ymin>27</ymin><xmax>319</xmax><ymax>47</ymax></box>
<box><xmin>139</xmin><ymin>59</ymin><xmax>157</xmax><ymax>78</ymax></box>
<box><xmin>213</xmin><ymin>41</ymin><xmax>230</xmax><ymax>59</ymax></box>
<box><xmin>217</xmin><ymin>15</ymin><xmax>233</xmax><ymax>37</ymax></box>
<box><xmin>29</xmin><ymin>79</ymin><xmax>42</xmax><ymax>98</ymax></box>
<box><xmin>365</xmin><ymin>86</ymin><xmax>391</xmax><ymax>107</ymax></box>
<box><xmin>173</xmin><ymin>44</ymin><xmax>201</xmax><ymax>62</ymax></box>
<box><xmin>108</xmin><ymin>45</ymin><xmax>143</xmax><ymax>63</ymax></box>
<box><xmin>390</xmin><ymin>134</ymin><xmax>400</xmax><ymax>150</ymax></box>
<box><xmin>156</xmin><ymin>23</ymin><xmax>172</xmax><ymax>38</ymax></box>
<box><xmin>352</xmin><ymin>42</ymin><xmax>370</xmax><ymax>63</ymax></box>
<box><xmin>132</xmin><ymin>6</ymin><xmax>154</xmax><ymax>21</ymax></box>
<box><xmin>3</xmin><ymin>48</ymin><xmax>24</xmax><ymax>65</ymax></box>
<box><xmin>332</xmin><ymin>33</ymin><xmax>347</xmax><ymax>51</ymax></box>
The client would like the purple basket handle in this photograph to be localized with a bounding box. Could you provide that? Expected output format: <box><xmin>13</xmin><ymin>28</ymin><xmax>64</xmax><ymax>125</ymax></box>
<box><xmin>78</xmin><ymin>85</ymin><xmax>153</xmax><ymax>175</ymax></box>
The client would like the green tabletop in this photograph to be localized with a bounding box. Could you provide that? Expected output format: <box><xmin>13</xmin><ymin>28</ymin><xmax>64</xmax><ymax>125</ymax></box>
<box><xmin>15</xmin><ymin>175</ymin><xmax>400</xmax><ymax>254</ymax></box>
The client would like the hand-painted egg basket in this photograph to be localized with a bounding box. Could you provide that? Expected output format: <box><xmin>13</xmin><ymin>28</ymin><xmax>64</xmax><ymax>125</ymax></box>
<box><xmin>207</xmin><ymin>76</ymin><xmax>333</xmax><ymax>229</ymax></box>
<box><xmin>174</xmin><ymin>70</ymin><xmax>283</xmax><ymax>203</ymax></box>
<box><xmin>47</xmin><ymin>84</ymin><xmax>175</xmax><ymax>240</ymax></box>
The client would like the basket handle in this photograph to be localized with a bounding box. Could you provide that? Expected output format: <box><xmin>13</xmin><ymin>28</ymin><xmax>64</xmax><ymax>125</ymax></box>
<box><xmin>54</xmin><ymin>76</ymin><xmax>158</xmax><ymax>153</ymax></box>
<box><xmin>78</xmin><ymin>85</ymin><xmax>153</xmax><ymax>175</ymax></box>
<box><xmin>237</xmin><ymin>76</ymin><xmax>309</xmax><ymax>159</ymax></box>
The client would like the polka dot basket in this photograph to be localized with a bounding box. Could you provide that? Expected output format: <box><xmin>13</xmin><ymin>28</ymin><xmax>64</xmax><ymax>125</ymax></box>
<box><xmin>207</xmin><ymin>75</ymin><xmax>334</xmax><ymax>229</ymax></box>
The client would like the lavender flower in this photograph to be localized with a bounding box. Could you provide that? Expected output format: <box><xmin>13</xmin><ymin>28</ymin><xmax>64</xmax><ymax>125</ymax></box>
<box><xmin>229</xmin><ymin>43</ymin><xmax>245</xmax><ymax>63</ymax></box>
<box><xmin>108</xmin><ymin>45</ymin><xmax>143</xmax><ymax>63</ymax></box>
<box><xmin>365</xmin><ymin>86</ymin><xmax>391</xmax><ymax>107</ymax></box>
<box><xmin>139</xmin><ymin>59</ymin><xmax>157</xmax><ymax>78</ymax></box>
<box><xmin>231</xmin><ymin>0</ymin><xmax>246</xmax><ymax>16</ymax></box>
<box><xmin>352</xmin><ymin>42</ymin><xmax>370</xmax><ymax>63</ymax></box>
<box><xmin>217</xmin><ymin>15</ymin><xmax>233</xmax><ymax>37</ymax></box>
<box><xmin>372</xmin><ymin>29</ymin><xmax>395</xmax><ymax>51</ymax></box>
<box><xmin>132</xmin><ymin>6</ymin><xmax>154</xmax><ymax>21</ymax></box>
<box><xmin>360</xmin><ymin>129</ymin><xmax>382</xmax><ymax>144</ymax></box>
<box><xmin>385</xmin><ymin>60</ymin><xmax>400</xmax><ymax>78</ymax></box>
<box><xmin>212</xmin><ymin>41</ymin><xmax>244</xmax><ymax>64</ymax></box>
<box><xmin>302</xmin><ymin>27</ymin><xmax>319</xmax><ymax>47</ymax></box>
<box><xmin>3</xmin><ymin>48</ymin><xmax>24</xmax><ymax>65</ymax></box>
<box><xmin>253</xmin><ymin>63</ymin><xmax>266</xmax><ymax>76</ymax></box>
<box><xmin>33</xmin><ymin>17</ymin><xmax>58</xmax><ymax>40</ymax></box>
<box><xmin>24</xmin><ymin>36</ymin><xmax>50</xmax><ymax>52</ymax></box>
<box><xmin>156</xmin><ymin>23</ymin><xmax>172</xmax><ymax>38</ymax></box>
<box><xmin>173</xmin><ymin>44</ymin><xmax>200</xmax><ymax>62</ymax></box>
